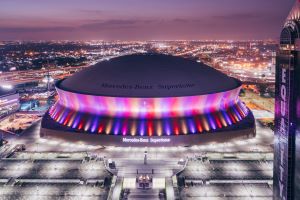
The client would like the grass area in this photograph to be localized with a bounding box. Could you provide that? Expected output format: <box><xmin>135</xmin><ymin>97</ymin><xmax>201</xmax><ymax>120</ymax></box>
<box><xmin>241</xmin><ymin>90</ymin><xmax>274</xmax><ymax>113</ymax></box>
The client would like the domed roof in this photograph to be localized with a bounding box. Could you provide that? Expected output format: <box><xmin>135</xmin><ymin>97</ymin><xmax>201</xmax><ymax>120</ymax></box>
<box><xmin>58</xmin><ymin>54</ymin><xmax>241</xmax><ymax>98</ymax></box>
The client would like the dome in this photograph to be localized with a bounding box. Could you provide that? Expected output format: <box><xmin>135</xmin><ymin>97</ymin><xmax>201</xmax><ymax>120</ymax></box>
<box><xmin>58</xmin><ymin>54</ymin><xmax>240</xmax><ymax>98</ymax></box>
<box><xmin>42</xmin><ymin>54</ymin><xmax>255</xmax><ymax>147</ymax></box>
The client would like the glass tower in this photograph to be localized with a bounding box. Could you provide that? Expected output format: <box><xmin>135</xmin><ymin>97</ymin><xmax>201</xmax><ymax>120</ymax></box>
<box><xmin>274</xmin><ymin>1</ymin><xmax>300</xmax><ymax>199</ymax></box>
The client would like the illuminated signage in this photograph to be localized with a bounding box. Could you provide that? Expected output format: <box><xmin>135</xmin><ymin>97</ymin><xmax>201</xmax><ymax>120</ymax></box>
<box><xmin>276</xmin><ymin>66</ymin><xmax>289</xmax><ymax>200</ymax></box>
<box><xmin>101</xmin><ymin>83</ymin><xmax>195</xmax><ymax>90</ymax></box>
<box><xmin>122</xmin><ymin>137</ymin><xmax>171</xmax><ymax>144</ymax></box>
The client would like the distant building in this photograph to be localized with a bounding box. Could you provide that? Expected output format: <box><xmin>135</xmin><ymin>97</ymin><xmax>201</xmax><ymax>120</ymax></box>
<box><xmin>274</xmin><ymin>1</ymin><xmax>300</xmax><ymax>199</ymax></box>
<box><xmin>270</xmin><ymin>51</ymin><xmax>276</xmax><ymax>74</ymax></box>
<box><xmin>0</xmin><ymin>86</ymin><xmax>19</xmax><ymax>119</ymax></box>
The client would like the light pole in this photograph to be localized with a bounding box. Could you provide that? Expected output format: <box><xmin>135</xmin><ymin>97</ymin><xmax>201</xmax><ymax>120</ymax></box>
<box><xmin>144</xmin><ymin>150</ymin><xmax>147</xmax><ymax>165</ymax></box>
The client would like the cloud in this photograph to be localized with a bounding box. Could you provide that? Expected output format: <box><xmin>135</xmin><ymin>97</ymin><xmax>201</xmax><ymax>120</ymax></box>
<box><xmin>0</xmin><ymin>26</ymin><xmax>74</xmax><ymax>33</ymax></box>
<box><xmin>212</xmin><ymin>12</ymin><xmax>266</xmax><ymax>20</ymax></box>
<box><xmin>172</xmin><ymin>18</ymin><xmax>189</xmax><ymax>23</ymax></box>
<box><xmin>80</xmin><ymin>19</ymin><xmax>156</xmax><ymax>30</ymax></box>
<box><xmin>0</xmin><ymin>15</ymin><xmax>283</xmax><ymax>40</ymax></box>
<box><xmin>0</xmin><ymin>19</ymin><xmax>155</xmax><ymax>34</ymax></box>
<box><xmin>78</xmin><ymin>9</ymin><xmax>103</xmax><ymax>15</ymax></box>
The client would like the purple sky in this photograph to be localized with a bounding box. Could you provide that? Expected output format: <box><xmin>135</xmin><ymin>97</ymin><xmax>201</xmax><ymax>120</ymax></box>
<box><xmin>0</xmin><ymin>0</ymin><xmax>295</xmax><ymax>41</ymax></box>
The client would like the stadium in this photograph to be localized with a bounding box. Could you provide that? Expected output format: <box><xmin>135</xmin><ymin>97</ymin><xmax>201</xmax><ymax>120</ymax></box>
<box><xmin>0</xmin><ymin>86</ymin><xmax>20</xmax><ymax>119</ymax></box>
<box><xmin>41</xmin><ymin>54</ymin><xmax>255</xmax><ymax>147</ymax></box>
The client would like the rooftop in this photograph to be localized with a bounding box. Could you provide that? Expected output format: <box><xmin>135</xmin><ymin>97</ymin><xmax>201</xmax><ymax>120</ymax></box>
<box><xmin>58</xmin><ymin>54</ymin><xmax>241</xmax><ymax>98</ymax></box>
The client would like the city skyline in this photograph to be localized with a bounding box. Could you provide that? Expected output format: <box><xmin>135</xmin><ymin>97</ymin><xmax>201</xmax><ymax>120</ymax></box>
<box><xmin>0</xmin><ymin>1</ymin><xmax>290</xmax><ymax>199</ymax></box>
<box><xmin>0</xmin><ymin>0</ymin><xmax>294</xmax><ymax>41</ymax></box>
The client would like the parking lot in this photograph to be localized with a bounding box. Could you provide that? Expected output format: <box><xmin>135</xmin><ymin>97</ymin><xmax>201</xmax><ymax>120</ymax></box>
<box><xmin>179</xmin><ymin>183</ymin><xmax>273</xmax><ymax>200</ymax></box>
<box><xmin>178</xmin><ymin>159</ymin><xmax>273</xmax><ymax>200</ymax></box>
<box><xmin>0</xmin><ymin>152</ymin><xmax>112</xmax><ymax>200</ymax></box>
<box><xmin>0</xmin><ymin>115</ymin><xmax>275</xmax><ymax>199</ymax></box>
<box><xmin>181</xmin><ymin>160</ymin><xmax>273</xmax><ymax>180</ymax></box>
<box><xmin>0</xmin><ymin>182</ymin><xmax>109</xmax><ymax>200</ymax></box>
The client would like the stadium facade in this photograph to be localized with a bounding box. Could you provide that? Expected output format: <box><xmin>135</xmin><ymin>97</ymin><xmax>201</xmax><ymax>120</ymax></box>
<box><xmin>0</xmin><ymin>87</ymin><xmax>19</xmax><ymax>119</ymax></box>
<box><xmin>274</xmin><ymin>1</ymin><xmax>300</xmax><ymax>199</ymax></box>
<box><xmin>41</xmin><ymin>54</ymin><xmax>255</xmax><ymax>147</ymax></box>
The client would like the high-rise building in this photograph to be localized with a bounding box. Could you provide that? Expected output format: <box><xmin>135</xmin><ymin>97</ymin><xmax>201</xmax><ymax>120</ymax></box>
<box><xmin>274</xmin><ymin>1</ymin><xmax>300</xmax><ymax>199</ymax></box>
<box><xmin>271</xmin><ymin>51</ymin><xmax>276</xmax><ymax>74</ymax></box>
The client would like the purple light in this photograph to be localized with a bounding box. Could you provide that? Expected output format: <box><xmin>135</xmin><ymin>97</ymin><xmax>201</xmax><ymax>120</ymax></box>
<box><xmin>207</xmin><ymin>114</ymin><xmax>216</xmax><ymax>130</ymax></box>
<box><xmin>239</xmin><ymin>101</ymin><xmax>248</xmax><ymax>115</ymax></box>
<box><xmin>59</xmin><ymin>110</ymin><xmax>69</xmax><ymax>124</ymax></box>
<box><xmin>114</xmin><ymin>119</ymin><xmax>121</xmax><ymax>135</ymax></box>
<box><xmin>72</xmin><ymin>114</ymin><xmax>81</xmax><ymax>129</ymax></box>
<box><xmin>164</xmin><ymin>119</ymin><xmax>171</xmax><ymax>136</ymax></box>
<box><xmin>232</xmin><ymin>106</ymin><xmax>242</xmax><ymax>121</ymax></box>
<box><xmin>188</xmin><ymin>118</ymin><xmax>196</xmax><ymax>133</ymax></box>
<box><xmin>140</xmin><ymin>120</ymin><xmax>145</xmax><ymax>136</ymax></box>
<box><xmin>91</xmin><ymin>117</ymin><xmax>99</xmax><ymax>133</ymax></box>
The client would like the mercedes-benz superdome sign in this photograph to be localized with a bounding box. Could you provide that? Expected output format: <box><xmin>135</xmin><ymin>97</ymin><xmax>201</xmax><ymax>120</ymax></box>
<box><xmin>122</xmin><ymin>137</ymin><xmax>171</xmax><ymax>144</ymax></box>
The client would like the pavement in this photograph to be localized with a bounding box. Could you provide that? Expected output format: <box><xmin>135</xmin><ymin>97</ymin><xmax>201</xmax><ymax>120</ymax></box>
<box><xmin>0</xmin><ymin>112</ymin><xmax>275</xmax><ymax>200</ymax></box>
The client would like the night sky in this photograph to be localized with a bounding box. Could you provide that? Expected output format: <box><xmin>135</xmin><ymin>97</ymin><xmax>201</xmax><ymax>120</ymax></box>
<box><xmin>0</xmin><ymin>0</ymin><xmax>295</xmax><ymax>41</ymax></box>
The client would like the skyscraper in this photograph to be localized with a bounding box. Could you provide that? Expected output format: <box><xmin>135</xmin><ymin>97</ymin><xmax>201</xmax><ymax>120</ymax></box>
<box><xmin>274</xmin><ymin>1</ymin><xmax>300</xmax><ymax>199</ymax></box>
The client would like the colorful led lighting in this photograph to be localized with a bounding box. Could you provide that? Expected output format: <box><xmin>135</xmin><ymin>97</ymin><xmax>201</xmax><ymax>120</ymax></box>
<box><xmin>105</xmin><ymin>119</ymin><xmax>113</xmax><ymax>134</ymax></box>
<box><xmin>140</xmin><ymin>120</ymin><xmax>145</xmax><ymax>136</ymax></box>
<box><xmin>49</xmin><ymin>89</ymin><xmax>250</xmax><ymax>136</ymax></box>
<box><xmin>187</xmin><ymin>118</ymin><xmax>196</xmax><ymax>133</ymax></box>
<box><xmin>122</xmin><ymin>119</ymin><xmax>128</xmax><ymax>136</ymax></box>
<box><xmin>156</xmin><ymin>120</ymin><xmax>163</xmax><ymax>136</ymax></box>
<box><xmin>130</xmin><ymin>120</ymin><xmax>137</xmax><ymax>136</ymax></box>
<box><xmin>91</xmin><ymin>117</ymin><xmax>99</xmax><ymax>133</ymax></box>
